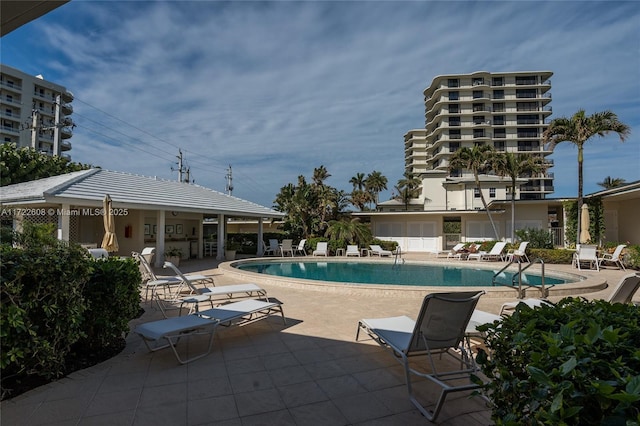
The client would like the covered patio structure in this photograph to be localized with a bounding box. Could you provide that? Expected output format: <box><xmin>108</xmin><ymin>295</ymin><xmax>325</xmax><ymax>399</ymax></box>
<box><xmin>0</xmin><ymin>169</ymin><xmax>284</xmax><ymax>265</ymax></box>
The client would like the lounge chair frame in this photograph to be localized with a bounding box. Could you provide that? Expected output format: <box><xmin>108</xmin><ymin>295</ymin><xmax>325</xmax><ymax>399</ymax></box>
<box><xmin>369</xmin><ymin>244</ymin><xmax>392</xmax><ymax>257</ymax></box>
<box><xmin>598</xmin><ymin>244</ymin><xmax>626</xmax><ymax>271</ymax></box>
<box><xmin>356</xmin><ymin>291</ymin><xmax>485</xmax><ymax>421</ymax></box>
<box><xmin>135</xmin><ymin>299</ymin><xmax>286</xmax><ymax>364</ymax></box>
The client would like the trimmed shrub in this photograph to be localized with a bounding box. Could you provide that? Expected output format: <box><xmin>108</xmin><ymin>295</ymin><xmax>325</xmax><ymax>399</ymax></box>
<box><xmin>476</xmin><ymin>298</ymin><xmax>640</xmax><ymax>425</ymax></box>
<box><xmin>1</xmin><ymin>229</ymin><xmax>90</xmax><ymax>385</ymax></box>
<box><xmin>75</xmin><ymin>257</ymin><xmax>142</xmax><ymax>350</ymax></box>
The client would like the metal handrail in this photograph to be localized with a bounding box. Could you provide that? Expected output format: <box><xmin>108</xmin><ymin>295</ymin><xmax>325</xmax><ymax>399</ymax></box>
<box><xmin>393</xmin><ymin>247</ymin><xmax>405</xmax><ymax>268</ymax></box>
<box><xmin>492</xmin><ymin>258</ymin><xmax>549</xmax><ymax>298</ymax></box>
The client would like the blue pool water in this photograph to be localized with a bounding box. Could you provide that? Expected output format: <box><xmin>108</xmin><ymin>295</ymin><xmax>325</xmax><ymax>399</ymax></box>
<box><xmin>235</xmin><ymin>261</ymin><xmax>568</xmax><ymax>287</ymax></box>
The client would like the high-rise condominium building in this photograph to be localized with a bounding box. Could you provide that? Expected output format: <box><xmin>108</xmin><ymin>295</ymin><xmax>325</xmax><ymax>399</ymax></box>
<box><xmin>0</xmin><ymin>64</ymin><xmax>74</xmax><ymax>158</ymax></box>
<box><xmin>403</xmin><ymin>71</ymin><xmax>554</xmax><ymax>211</ymax></box>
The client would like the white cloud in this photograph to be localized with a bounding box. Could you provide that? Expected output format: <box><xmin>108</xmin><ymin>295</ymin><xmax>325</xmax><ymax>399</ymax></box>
<box><xmin>2</xmin><ymin>1</ymin><xmax>638</xmax><ymax>206</ymax></box>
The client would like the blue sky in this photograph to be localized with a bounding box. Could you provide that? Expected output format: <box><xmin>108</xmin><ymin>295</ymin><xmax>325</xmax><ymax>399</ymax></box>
<box><xmin>2</xmin><ymin>1</ymin><xmax>639</xmax><ymax>208</ymax></box>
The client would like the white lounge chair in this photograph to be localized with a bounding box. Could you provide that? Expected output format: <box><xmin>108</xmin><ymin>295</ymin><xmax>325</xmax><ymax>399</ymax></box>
<box><xmin>467</xmin><ymin>241</ymin><xmax>507</xmax><ymax>261</ymax></box>
<box><xmin>280</xmin><ymin>239</ymin><xmax>294</xmax><ymax>257</ymax></box>
<box><xmin>345</xmin><ymin>245</ymin><xmax>360</xmax><ymax>257</ymax></box>
<box><xmin>356</xmin><ymin>291</ymin><xmax>485</xmax><ymax>422</ymax></box>
<box><xmin>598</xmin><ymin>244</ymin><xmax>626</xmax><ymax>271</ymax></box>
<box><xmin>445</xmin><ymin>243</ymin><xmax>466</xmax><ymax>260</ymax></box>
<box><xmin>573</xmin><ymin>244</ymin><xmax>599</xmax><ymax>271</ymax></box>
<box><xmin>293</xmin><ymin>239</ymin><xmax>307</xmax><ymax>256</ymax></box>
<box><xmin>506</xmin><ymin>241</ymin><xmax>530</xmax><ymax>263</ymax></box>
<box><xmin>134</xmin><ymin>299</ymin><xmax>286</xmax><ymax>364</ymax></box>
<box><xmin>313</xmin><ymin>242</ymin><xmax>328</xmax><ymax>256</ymax></box>
<box><xmin>163</xmin><ymin>261</ymin><xmax>269</xmax><ymax>315</ymax></box>
<box><xmin>369</xmin><ymin>244</ymin><xmax>392</xmax><ymax>257</ymax></box>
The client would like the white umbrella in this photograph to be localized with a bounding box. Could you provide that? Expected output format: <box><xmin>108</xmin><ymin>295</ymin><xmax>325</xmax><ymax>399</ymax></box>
<box><xmin>101</xmin><ymin>194</ymin><xmax>119</xmax><ymax>252</ymax></box>
<box><xmin>579</xmin><ymin>204</ymin><xmax>591</xmax><ymax>244</ymax></box>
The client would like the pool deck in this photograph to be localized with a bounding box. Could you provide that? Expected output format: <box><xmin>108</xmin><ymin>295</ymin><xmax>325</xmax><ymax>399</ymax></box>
<box><xmin>2</xmin><ymin>253</ymin><xmax>636</xmax><ymax>426</ymax></box>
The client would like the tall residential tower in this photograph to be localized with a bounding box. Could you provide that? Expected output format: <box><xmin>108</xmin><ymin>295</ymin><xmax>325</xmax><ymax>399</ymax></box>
<box><xmin>400</xmin><ymin>71</ymin><xmax>554</xmax><ymax>212</ymax></box>
<box><xmin>1</xmin><ymin>64</ymin><xmax>74</xmax><ymax>158</ymax></box>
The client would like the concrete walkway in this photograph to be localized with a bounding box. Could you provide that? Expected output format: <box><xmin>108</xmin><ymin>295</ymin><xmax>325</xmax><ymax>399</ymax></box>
<box><xmin>2</xmin><ymin>254</ymin><xmax>634</xmax><ymax>425</ymax></box>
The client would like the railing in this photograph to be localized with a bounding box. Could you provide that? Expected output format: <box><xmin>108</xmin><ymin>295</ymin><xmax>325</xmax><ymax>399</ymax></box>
<box><xmin>492</xmin><ymin>258</ymin><xmax>550</xmax><ymax>298</ymax></box>
<box><xmin>393</xmin><ymin>247</ymin><xmax>405</xmax><ymax>268</ymax></box>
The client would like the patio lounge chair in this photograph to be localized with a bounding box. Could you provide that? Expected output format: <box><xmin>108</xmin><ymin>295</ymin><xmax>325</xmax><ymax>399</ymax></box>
<box><xmin>280</xmin><ymin>239</ymin><xmax>294</xmax><ymax>257</ymax></box>
<box><xmin>369</xmin><ymin>244</ymin><xmax>392</xmax><ymax>257</ymax></box>
<box><xmin>293</xmin><ymin>239</ymin><xmax>307</xmax><ymax>256</ymax></box>
<box><xmin>445</xmin><ymin>243</ymin><xmax>466</xmax><ymax>260</ymax></box>
<box><xmin>345</xmin><ymin>245</ymin><xmax>360</xmax><ymax>257</ymax></box>
<box><xmin>467</xmin><ymin>241</ymin><xmax>507</xmax><ymax>261</ymax></box>
<box><xmin>506</xmin><ymin>241</ymin><xmax>530</xmax><ymax>263</ymax></box>
<box><xmin>573</xmin><ymin>244</ymin><xmax>599</xmax><ymax>271</ymax></box>
<box><xmin>356</xmin><ymin>291</ymin><xmax>485</xmax><ymax>421</ymax></box>
<box><xmin>313</xmin><ymin>242</ymin><xmax>328</xmax><ymax>256</ymax></box>
<box><xmin>163</xmin><ymin>261</ymin><xmax>269</xmax><ymax>315</ymax></box>
<box><xmin>598</xmin><ymin>244</ymin><xmax>626</xmax><ymax>270</ymax></box>
<box><xmin>134</xmin><ymin>299</ymin><xmax>286</xmax><ymax>364</ymax></box>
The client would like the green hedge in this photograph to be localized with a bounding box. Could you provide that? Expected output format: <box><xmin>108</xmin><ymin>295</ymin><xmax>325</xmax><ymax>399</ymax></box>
<box><xmin>476</xmin><ymin>298</ymin><xmax>640</xmax><ymax>425</ymax></box>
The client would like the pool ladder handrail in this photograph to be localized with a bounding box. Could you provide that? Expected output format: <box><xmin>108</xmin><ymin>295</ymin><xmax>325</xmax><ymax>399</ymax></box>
<box><xmin>492</xmin><ymin>258</ymin><xmax>552</xmax><ymax>298</ymax></box>
<box><xmin>392</xmin><ymin>246</ymin><xmax>405</xmax><ymax>269</ymax></box>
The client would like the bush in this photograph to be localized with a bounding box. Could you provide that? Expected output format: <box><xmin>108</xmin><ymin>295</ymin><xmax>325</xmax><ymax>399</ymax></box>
<box><xmin>476</xmin><ymin>298</ymin><xmax>640</xmax><ymax>425</ymax></box>
<box><xmin>1</xmin><ymin>227</ymin><xmax>91</xmax><ymax>386</ymax></box>
<box><xmin>528</xmin><ymin>248</ymin><xmax>575</xmax><ymax>264</ymax></box>
<box><xmin>75</xmin><ymin>257</ymin><xmax>142</xmax><ymax>350</ymax></box>
<box><xmin>515</xmin><ymin>227</ymin><xmax>554</xmax><ymax>249</ymax></box>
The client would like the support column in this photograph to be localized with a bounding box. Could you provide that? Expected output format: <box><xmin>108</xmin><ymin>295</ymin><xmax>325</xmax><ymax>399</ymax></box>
<box><xmin>216</xmin><ymin>214</ymin><xmax>225</xmax><ymax>260</ymax></box>
<box><xmin>156</xmin><ymin>210</ymin><xmax>166</xmax><ymax>267</ymax></box>
<box><xmin>257</xmin><ymin>218</ymin><xmax>264</xmax><ymax>256</ymax></box>
<box><xmin>58</xmin><ymin>203</ymin><xmax>70</xmax><ymax>241</ymax></box>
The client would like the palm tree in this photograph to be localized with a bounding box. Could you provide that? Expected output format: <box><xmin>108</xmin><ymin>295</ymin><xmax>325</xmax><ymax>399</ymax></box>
<box><xmin>349</xmin><ymin>173</ymin><xmax>366</xmax><ymax>191</ymax></box>
<box><xmin>448</xmin><ymin>145</ymin><xmax>500</xmax><ymax>240</ymax></box>
<box><xmin>394</xmin><ymin>171</ymin><xmax>421</xmax><ymax>211</ymax></box>
<box><xmin>597</xmin><ymin>176</ymin><xmax>626</xmax><ymax>189</ymax></box>
<box><xmin>312</xmin><ymin>165</ymin><xmax>331</xmax><ymax>186</ymax></box>
<box><xmin>365</xmin><ymin>170</ymin><xmax>388</xmax><ymax>206</ymax></box>
<box><xmin>325</xmin><ymin>217</ymin><xmax>372</xmax><ymax>247</ymax></box>
<box><xmin>349</xmin><ymin>189</ymin><xmax>373</xmax><ymax>211</ymax></box>
<box><xmin>543</xmin><ymin>109</ymin><xmax>630</xmax><ymax>245</ymax></box>
<box><xmin>492</xmin><ymin>152</ymin><xmax>546</xmax><ymax>242</ymax></box>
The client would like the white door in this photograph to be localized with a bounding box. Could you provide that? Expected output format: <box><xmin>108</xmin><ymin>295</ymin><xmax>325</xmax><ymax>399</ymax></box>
<box><xmin>407</xmin><ymin>222</ymin><xmax>438</xmax><ymax>252</ymax></box>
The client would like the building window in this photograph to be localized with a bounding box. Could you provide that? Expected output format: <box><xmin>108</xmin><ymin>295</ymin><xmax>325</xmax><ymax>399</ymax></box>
<box><xmin>474</xmin><ymin>188</ymin><xmax>480</xmax><ymax>198</ymax></box>
<box><xmin>449</xmin><ymin>129</ymin><xmax>461</xmax><ymax>139</ymax></box>
<box><xmin>473</xmin><ymin>103</ymin><xmax>485</xmax><ymax>112</ymax></box>
<box><xmin>492</xmin><ymin>77</ymin><xmax>504</xmax><ymax>86</ymax></box>
<box><xmin>473</xmin><ymin>115</ymin><xmax>486</xmax><ymax>125</ymax></box>
<box><xmin>449</xmin><ymin>142</ymin><xmax>460</xmax><ymax>152</ymax></box>
<box><xmin>517</xmin><ymin>114</ymin><xmax>539</xmax><ymax>125</ymax></box>
<box><xmin>449</xmin><ymin>91</ymin><xmax>459</xmax><ymax>101</ymax></box>
<box><xmin>489</xmin><ymin>188</ymin><xmax>496</xmax><ymax>198</ymax></box>
<box><xmin>516</xmin><ymin>89</ymin><xmax>537</xmax><ymax>99</ymax></box>
<box><xmin>447</xmin><ymin>78</ymin><xmax>459</xmax><ymax>88</ymax></box>
<box><xmin>516</xmin><ymin>76</ymin><xmax>537</xmax><ymax>85</ymax></box>
<box><xmin>449</xmin><ymin>117</ymin><xmax>460</xmax><ymax>127</ymax></box>
<box><xmin>517</xmin><ymin>102</ymin><xmax>538</xmax><ymax>111</ymax></box>
<box><xmin>494</xmin><ymin>129</ymin><xmax>506</xmax><ymax>139</ymax></box>
<box><xmin>472</xmin><ymin>77</ymin><xmax>484</xmax><ymax>86</ymax></box>
<box><xmin>518</xmin><ymin>140</ymin><xmax>539</xmax><ymax>151</ymax></box>
<box><xmin>493</xmin><ymin>115</ymin><xmax>505</xmax><ymax>125</ymax></box>
<box><xmin>449</xmin><ymin>169</ymin><xmax>462</xmax><ymax>177</ymax></box>
<box><xmin>493</xmin><ymin>90</ymin><xmax>504</xmax><ymax>99</ymax></box>
<box><xmin>474</xmin><ymin>129</ymin><xmax>485</xmax><ymax>138</ymax></box>
<box><xmin>494</xmin><ymin>141</ymin><xmax>505</xmax><ymax>151</ymax></box>
<box><xmin>473</xmin><ymin>90</ymin><xmax>484</xmax><ymax>99</ymax></box>
<box><xmin>493</xmin><ymin>102</ymin><xmax>505</xmax><ymax>112</ymax></box>
<box><xmin>449</xmin><ymin>104</ymin><xmax>459</xmax><ymax>113</ymax></box>
<box><xmin>517</xmin><ymin>128</ymin><xmax>539</xmax><ymax>138</ymax></box>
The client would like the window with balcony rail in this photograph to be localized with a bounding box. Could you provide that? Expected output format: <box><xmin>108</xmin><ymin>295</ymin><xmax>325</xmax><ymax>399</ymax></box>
<box><xmin>518</xmin><ymin>141</ymin><xmax>539</xmax><ymax>151</ymax></box>
<box><xmin>515</xmin><ymin>76</ymin><xmax>537</xmax><ymax>85</ymax></box>
<box><xmin>492</xmin><ymin>90</ymin><xmax>504</xmax><ymax>99</ymax></box>
<box><xmin>449</xmin><ymin>130</ymin><xmax>461</xmax><ymax>139</ymax></box>
<box><xmin>516</xmin><ymin>89</ymin><xmax>537</xmax><ymax>98</ymax></box>
<box><xmin>449</xmin><ymin>117</ymin><xmax>460</xmax><ymax>126</ymax></box>
<box><xmin>491</xmin><ymin>77</ymin><xmax>504</xmax><ymax>86</ymax></box>
<box><xmin>494</xmin><ymin>129</ymin><xmax>506</xmax><ymax>139</ymax></box>
<box><xmin>472</xmin><ymin>103</ymin><xmax>485</xmax><ymax>112</ymax></box>
<box><xmin>449</xmin><ymin>91</ymin><xmax>459</xmax><ymax>101</ymax></box>
<box><xmin>472</xmin><ymin>78</ymin><xmax>484</xmax><ymax>86</ymax></box>
<box><xmin>493</xmin><ymin>115</ymin><xmax>505</xmax><ymax>125</ymax></box>
<box><xmin>517</xmin><ymin>128</ymin><xmax>540</xmax><ymax>138</ymax></box>
<box><xmin>516</xmin><ymin>102</ymin><xmax>538</xmax><ymax>111</ymax></box>
<box><xmin>473</xmin><ymin>115</ymin><xmax>486</xmax><ymax>125</ymax></box>
<box><xmin>447</xmin><ymin>78</ymin><xmax>459</xmax><ymax>88</ymax></box>
<box><xmin>449</xmin><ymin>142</ymin><xmax>460</xmax><ymax>152</ymax></box>
<box><xmin>473</xmin><ymin>90</ymin><xmax>484</xmax><ymax>99</ymax></box>
<box><xmin>494</xmin><ymin>141</ymin><xmax>505</xmax><ymax>151</ymax></box>
<box><xmin>517</xmin><ymin>114</ymin><xmax>540</xmax><ymax>125</ymax></box>
<box><xmin>449</xmin><ymin>104</ymin><xmax>459</xmax><ymax>113</ymax></box>
<box><xmin>474</xmin><ymin>130</ymin><xmax>486</xmax><ymax>138</ymax></box>
<box><xmin>493</xmin><ymin>103</ymin><xmax>505</xmax><ymax>112</ymax></box>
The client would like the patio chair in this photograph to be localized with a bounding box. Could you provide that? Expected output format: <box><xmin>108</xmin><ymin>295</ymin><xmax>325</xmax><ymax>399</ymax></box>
<box><xmin>607</xmin><ymin>272</ymin><xmax>640</xmax><ymax>304</ymax></box>
<box><xmin>133</xmin><ymin>251</ymin><xmax>214</xmax><ymax>296</ymax></box>
<box><xmin>506</xmin><ymin>241</ymin><xmax>530</xmax><ymax>263</ymax></box>
<box><xmin>369</xmin><ymin>244</ymin><xmax>392</xmax><ymax>257</ymax></box>
<box><xmin>573</xmin><ymin>244</ymin><xmax>599</xmax><ymax>271</ymax></box>
<box><xmin>467</xmin><ymin>241</ymin><xmax>507</xmax><ymax>261</ymax></box>
<box><xmin>280</xmin><ymin>239</ymin><xmax>294</xmax><ymax>257</ymax></box>
<box><xmin>163</xmin><ymin>261</ymin><xmax>269</xmax><ymax>315</ymax></box>
<box><xmin>356</xmin><ymin>291</ymin><xmax>485</xmax><ymax>421</ymax></box>
<box><xmin>445</xmin><ymin>243</ymin><xmax>466</xmax><ymax>259</ymax></box>
<box><xmin>134</xmin><ymin>298</ymin><xmax>286</xmax><ymax>364</ymax></box>
<box><xmin>264</xmin><ymin>239</ymin><xmax>280</xmax><ymax>256</ymax></box>
<box><xmin>293</xmin><ymin>239</ymin><xmax>307</xmax><ymax>256</ymax></box>
<box><xmin>598</xmin><ymin>244</ymin><xmax>626</xmax><ymax>270</ymax></box>
<box><xmin>313</xmin><ymin>241</ymin><xmax>328</xmax><ymax>256</ymax></box>
<box><xmin>345</xmin><ymin>245</ymin><xmax>360</xmax><ymax>257</ymax></box>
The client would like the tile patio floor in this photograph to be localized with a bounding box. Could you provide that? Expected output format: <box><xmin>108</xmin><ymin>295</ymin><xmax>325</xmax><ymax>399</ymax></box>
<box><xmin>1</xmin><ymin>254</ymin><xmax>634</xmax><ymax>426</ymax></box>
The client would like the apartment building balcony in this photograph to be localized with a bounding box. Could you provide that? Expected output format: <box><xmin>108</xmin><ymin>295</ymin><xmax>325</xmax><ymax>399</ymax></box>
<box><xmin>1</xmin><ymin>125</ymin><xmax>20</xmax><ymax>135</ymax></box>
<box><xmin>61</xmin><ymin>103</ymin><xmax>73</xmax><ymax>114</ymax></box>
<box><xmin>0</xmin><ymin>80</ymin><xmax>22</xmax><ymax>93</ymax></box>
<box><xmin>61</xmin><ymin>126</ymin><xmax>73</xmax><ymax>138</ymax></box>
<box><xmin>61</xmin><ymin>140</ymin><xmax>72</xmax><ymax>151</ymax></box>
<box><xmin>1</xmin><ymin>95</ymin><xmax>22</xmax><ymax>106</ymax></box>
<box><xmin>0</xmin><ymin>110</ymin><xmax>20</xmax><ymax>122</ymax></box>
<box><xmin>62</xmin><ymin>90</ymin><xmax>74</xmax><ymax>103</ymax></box>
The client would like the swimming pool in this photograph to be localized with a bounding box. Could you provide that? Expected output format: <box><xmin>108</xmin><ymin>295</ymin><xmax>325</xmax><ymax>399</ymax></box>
<box><xmin>235</xmin><ymin>260</ymin><xmax>568</xmax><ymax>287</ymax></box>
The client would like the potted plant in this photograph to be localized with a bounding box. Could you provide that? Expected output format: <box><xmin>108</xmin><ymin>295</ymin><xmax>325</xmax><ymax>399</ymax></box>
<box><xmin>164</xmin><ymin>246</ymin><xmax>183</xmax><ymax>266</ymax></box>
<box><xmin>225</xmin><ymin>241</ymin><xmax>242</xmax><ymax>261</ymax></box>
